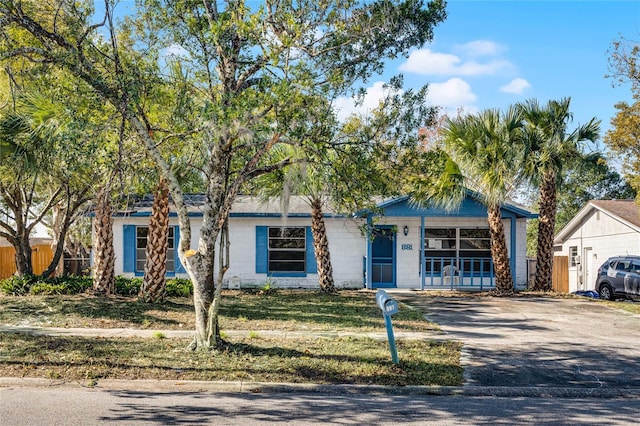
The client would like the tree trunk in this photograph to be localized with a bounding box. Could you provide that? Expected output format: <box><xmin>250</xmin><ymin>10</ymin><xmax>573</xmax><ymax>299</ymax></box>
<box><xmin>51</xmin><ymin>202</ymin><xmax>65</xmax><ymax>277</ymax></box>
<box><xmin>15</xmin><ymin>230</ymin><xmax>33</xmax><ymax>276</ymax></box>
<box><xmin>92</xmin><ymin>185</ymin><xmax>115</xmax><ymax>294</ymax></box>
<box><xmin>310</xmin><ymin>197</ymin><xmax>336</xmax><ymax>293</ymax></box>
<box><xmin>140</xmin><ymin>179</ymin><xmax>169</xmax><ymax>303</ymax></box>
<box><xmin>185</xmin><ymin>243</ymin><xmax>216</xmax><ymax>350</ymax></box>
<box><xmin>488</xmin><ymin>204</ymin><xmax>514</xmax><ymax>296</ymax></box>
<box><xmin>533</xmin><ymin>169</ymin><xmax>557</xmax><ymax>292</ymax></box>
<box><xmin>2</xmin><ymin>185</ymin><xmax>34</xmax><ymax>276</ymax></box>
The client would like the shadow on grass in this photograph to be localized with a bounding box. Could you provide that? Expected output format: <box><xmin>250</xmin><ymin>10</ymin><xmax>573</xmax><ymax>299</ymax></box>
<box><xmin>0</xmin><ymin>291</ymin><xmax>431</xmax><ymax>331</ymax></box>
<box><xmin>0</xmin><ymin>295</ymin><xmax>193</xmax><ymax>327</ymax></box>
<box><xmin>0</xmin><ymin>333</ymin><xmax>461</xmax><ymax>386</ymax></box>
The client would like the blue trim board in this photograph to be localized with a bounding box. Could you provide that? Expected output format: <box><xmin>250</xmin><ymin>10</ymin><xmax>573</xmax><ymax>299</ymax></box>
<box><xmin>305</xmin><ymin>227</ymin><xmax>318</xmax><ymax>274</ymax></box>
<box><xmin>255</xmin><ymin>226</ymin><xmax>268</xmax><ymax>274</ymax></box>
<box><xmin>123</xmin><ymin>225</ymin><xmax>136</xmax><ymax>273</ymax></box>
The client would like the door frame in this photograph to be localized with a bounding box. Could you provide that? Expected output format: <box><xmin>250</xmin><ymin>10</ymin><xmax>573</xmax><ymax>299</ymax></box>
<box><xmin>369</xmin><ymin>225</ymin><xmax>397</xmax><ymax>288</ymax></box>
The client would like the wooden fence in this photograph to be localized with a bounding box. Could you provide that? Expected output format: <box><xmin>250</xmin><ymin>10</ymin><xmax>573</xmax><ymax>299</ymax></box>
<box><xmin>552</xmin><ymin>256</ymin><xmax>569</xmax><ymax>293</ymax></box>
<box><xmin>0</xmin><ymin>245</ymin><xmax>54</xmax><ymax>279</ymax></box>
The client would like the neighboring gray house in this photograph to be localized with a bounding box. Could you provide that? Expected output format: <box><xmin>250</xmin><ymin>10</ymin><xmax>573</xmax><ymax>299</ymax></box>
<box><xmin>107</xmin><ymin>194</ymin><xmax>535</xmax><ymax>291</ymax></box>
<box><xmin>554</xmin><ymin>200</ymin><xmax>640</xmax><ymax>293</ymax></box>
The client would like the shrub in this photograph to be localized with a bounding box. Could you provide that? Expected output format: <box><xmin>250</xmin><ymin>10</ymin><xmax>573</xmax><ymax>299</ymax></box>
<box><xmin>0</xmin><ymin>274</ymin><xmax>192</xmax><ymax>298</ymax></box>
<box><xmin>166</xmin><ymin>278</ymin><xmax>193</xmax><ymax>298</ymax></box>
<box><xmin>115</xmin><ymin>276</ymin><xmax>142</xmax><ymax>296</ymax></box>
<box><xmin>30</xmin><ymin>282</ymin><xmax>67</xmax><ymax>295</ymax></box>
<box><xmin>49</xmin><ymin>275</ymin><xmax>92</xmax><ymax>294</ymax></box>
<box><xmin>0</xmin><ymin>275</ymin><xmax>36</xmax><ymax>295</ymax></box>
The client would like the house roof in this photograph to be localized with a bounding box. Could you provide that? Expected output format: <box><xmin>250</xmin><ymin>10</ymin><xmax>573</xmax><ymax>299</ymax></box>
<box><xmin>114</xmin><ymin>195</ymin><xmax>339</xmax><ymax>217</ymax></box>
<box><xmin>554</xmin><ymin>200</ymin><xmax>640</xmax><ymax>243</ymax></box>
<box><xmin>368</xmin><ymin>194</ymin><xmax>537</xmax><ymax>219</ymax></box>
<box><xmin>115</xmin><ymin>193</ymin><xmax>537</xmax><ymax>219</ymax></box>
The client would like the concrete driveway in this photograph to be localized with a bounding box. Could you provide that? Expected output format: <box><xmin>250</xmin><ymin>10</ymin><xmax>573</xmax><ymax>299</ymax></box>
<box><xmin>394</xmin><ymin>294</ymin><xmax>640</xmax><ymax>390</ymax></box>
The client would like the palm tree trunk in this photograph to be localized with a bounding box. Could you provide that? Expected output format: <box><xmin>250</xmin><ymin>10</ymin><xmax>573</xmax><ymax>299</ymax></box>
<box><xmin>310</xmin><ymin>197</ymin><xmax>336</xmax><ymax>293</ymax></box>
<box><xmin>533</xmin><ymin>169</ymin><xmax>557</xmax><ymax>292</ymax></box>
<box><xmin>92</xmin><ymin>185</ymin><xmax>115</xmax><ymax>294</ymax></box>
<box><xmin>140</xmin><ymin>179</ymin><xmax>169</xmax><ymax>302</ymax></box>
<box><xmin>488</xmin><ymin>204</ymin><xmax>514</xmax><ymax>295</ymax></box>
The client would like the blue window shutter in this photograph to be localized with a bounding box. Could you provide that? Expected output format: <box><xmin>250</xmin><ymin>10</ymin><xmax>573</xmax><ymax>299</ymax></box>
<box><xmin>256</xmin><ymin>226</ymin><xmax>268</xmax><ymax>273</ymax></box>
<box><xmin>306</xmin><ymin>226</ymin><xmax>317</xmax><ymax>274</ymax></box>
<box><xmin>174</xmin><ymin>226</ymin><xmax>186</xmax><ymax>273</ymax></box>
<box><xmin>123</xmin><ymin>225</ymin><xmax>136</xmax><ymax>273</ymax></box>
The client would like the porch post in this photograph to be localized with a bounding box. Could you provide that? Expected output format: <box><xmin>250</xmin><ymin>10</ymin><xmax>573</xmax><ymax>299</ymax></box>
<box><xmin>420</xmin><ymin>216</ymin><xmax>425</xmax><ymax>290</ymax></box>
<box><xmin>510</xmin><ymin>215</ymin><xmax>517</xmax><ymax>290</ymax></box>
<box><xmin>366</xmin><ymin>216</ymin><xmax>373</xmax><ymax>290</ymax></box>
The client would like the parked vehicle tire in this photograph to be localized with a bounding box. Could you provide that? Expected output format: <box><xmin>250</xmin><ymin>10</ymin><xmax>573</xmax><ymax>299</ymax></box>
<box><xmin>599</xmin><ymin>283</ymin><xmax>615</xmax><ymax>301</ymax></box>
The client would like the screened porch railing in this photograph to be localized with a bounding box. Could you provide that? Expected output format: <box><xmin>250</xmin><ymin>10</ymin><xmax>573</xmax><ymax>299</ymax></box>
<box><xmin>421</xmin><ymin>256</ymin><xmax>495</xmax><ymax>290</ymax></box>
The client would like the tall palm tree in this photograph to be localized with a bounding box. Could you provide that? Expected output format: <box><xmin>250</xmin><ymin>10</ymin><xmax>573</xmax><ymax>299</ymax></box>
<box><xmin>257</xmin><ymin>144</ymin><xmax>337</xmax><ymax>293</ymax></box>
<box><xmin>442</xmin><ymin>107</ymin><xmax>525</xmax><ymax>295</ymax></box>
<box><xmin>519</xmin><ymin>98</ymin><xmax>600</xmax><ymax>291</ymax></box>
<box><xmin>93</xmin><ymin>184</ymin><xmax>115</xmax><ymax>294</ymax></box>
<box><xmin>140</xmin><ymin>178</ymin><xmax>170</xmax><ymax>302</ymax></box>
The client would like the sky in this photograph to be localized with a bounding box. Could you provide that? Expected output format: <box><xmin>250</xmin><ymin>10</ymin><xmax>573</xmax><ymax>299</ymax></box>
<box><xmin>99</xmin><ymin>1</ymin><xmax>639</xmax><ymax>138</ymax></box>
<box><xmin>337</xmin><ymin>0</ymin><xmax>640</xmax><ymax>139</ymax></box>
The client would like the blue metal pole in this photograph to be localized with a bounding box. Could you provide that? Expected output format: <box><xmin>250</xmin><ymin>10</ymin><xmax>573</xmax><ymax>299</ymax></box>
<box><xmin>384</xmin><ymin>314</ymin><xmax>399</xmax><ymax>364</ymax></box>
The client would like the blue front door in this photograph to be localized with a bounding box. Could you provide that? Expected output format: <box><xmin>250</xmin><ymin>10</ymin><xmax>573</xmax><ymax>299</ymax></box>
<box><xmin>371</xmin><ymin>226</ymin><xmax>396</xmax><ymax>288</ymax></box>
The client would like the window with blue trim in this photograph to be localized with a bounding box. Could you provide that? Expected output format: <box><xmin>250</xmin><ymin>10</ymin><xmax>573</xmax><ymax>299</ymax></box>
<box><xmin>135</xmin><ymin>226</ymin><xmax>175</xmax><ymax>273</ymax></box>
<box><xmin>268</xmin><ymin>227</ymin><xmax>306</xmax><ymax>273</ymax></box>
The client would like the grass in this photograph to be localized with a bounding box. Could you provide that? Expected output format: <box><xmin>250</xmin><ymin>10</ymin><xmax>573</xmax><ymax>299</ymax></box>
<box><xmin>0</xmin><ymin>290</ymin><xmax>460</xmax><ymax>386</ymax></box>
<box><xmin>596</xmin><ymin>298</ymin><xmax>640</xmax><ymax>315</ymax></box>
<box><xmin>0</xmin><ymin>290</ymin><xmax>437</xmax><ymax>332</ymax></box>
<box><xmin>0</xmin><ymin>334</ymin><xmax>462</xmax><ymax>386</ymax></box>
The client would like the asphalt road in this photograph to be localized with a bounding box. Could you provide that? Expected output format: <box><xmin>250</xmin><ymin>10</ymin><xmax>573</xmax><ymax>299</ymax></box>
<box><xmin>394</xmin><ymin>294</ymin><xmax>640</xmax><ymax>390</ymax></box>
<box><xmin>2</xmin><ymin>386</ymin><xmax>640</xmax><ymax>425</ymax></box>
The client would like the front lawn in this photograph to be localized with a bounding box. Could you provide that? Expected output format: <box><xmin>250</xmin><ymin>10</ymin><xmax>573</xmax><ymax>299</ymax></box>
<box><xmin>0</xmin><ymin>290</ymin><xmax>460</xmax><ymax>386</ymax></box>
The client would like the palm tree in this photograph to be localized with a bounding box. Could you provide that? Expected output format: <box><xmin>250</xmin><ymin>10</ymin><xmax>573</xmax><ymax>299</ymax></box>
<box><xmin>139</xmin><ymin>178</ymin><xmax>170</xmax><ymax>302</ymax></box>
<box><xmin>257</xmin><ymin>144</ymin><xmax>337</xmax><ymax>293</ymax></box>
<box><xmin>93</xmin><ymin>184</ymin><xmax>115</xmax><ymax>294</ymax></box>
<box><xmin>519</xmin><ymin>98</ymin><xmax>600</xmax><ymax>292</ymax></box>
<box><xmin>442</xmin><ymin>107</ymin><xmax>525</xmax><ymax>295</ymax></box>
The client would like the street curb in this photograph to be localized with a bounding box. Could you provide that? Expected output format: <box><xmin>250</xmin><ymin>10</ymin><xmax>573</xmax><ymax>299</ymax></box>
<box><xmin>2</xmin><ymin>377</ymin><xmax>640</xmax><ymax>399</ymax></box>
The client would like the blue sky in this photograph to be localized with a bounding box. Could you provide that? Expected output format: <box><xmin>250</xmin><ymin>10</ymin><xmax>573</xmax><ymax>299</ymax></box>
<box><xmin>102</xmin><ymin>1</ymin><xmax>639</xmax><ymax>138</ymax></box>
<box><xmin>337</xmin><ymin>0</ymin><xmax>640</xmax><ymax>139</ymax></box>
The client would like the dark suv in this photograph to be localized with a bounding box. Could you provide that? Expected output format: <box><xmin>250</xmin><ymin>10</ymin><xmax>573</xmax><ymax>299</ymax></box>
<box><xmin>595</xmin><ymin>255</ymin><xmax>640</xmax><ymax>300</ymax></box>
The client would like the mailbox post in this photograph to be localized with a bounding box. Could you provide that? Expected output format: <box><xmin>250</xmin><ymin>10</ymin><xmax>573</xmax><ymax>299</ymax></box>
<box><xmin>376</xmin><ymin>289</ymin><xmax>399</xmax><ymax>364</ymax></box>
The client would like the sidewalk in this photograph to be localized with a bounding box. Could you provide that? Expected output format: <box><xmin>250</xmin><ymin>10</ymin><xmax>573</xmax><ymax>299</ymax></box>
<box><xmin>0</xmin><ymin>324</ymin><xmax>437</xmax><ymax>340</ymax></box>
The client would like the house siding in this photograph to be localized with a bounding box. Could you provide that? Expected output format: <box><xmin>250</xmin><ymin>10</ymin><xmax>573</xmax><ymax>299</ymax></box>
<box><xmin>108</xmin><ymin>196</ymin><xmax>534</xmax><ymax>291</ymax></box>
<box><xmin>556</xmin><ymin>209</ymin><xmax>640</xmax><ymax>292</ymax></box>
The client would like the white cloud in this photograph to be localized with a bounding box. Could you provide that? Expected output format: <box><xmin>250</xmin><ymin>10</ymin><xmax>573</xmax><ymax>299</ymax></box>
<box><xmin>500</xmin><ymin>78</ymin><xmax>531</xmax><ymax>94</ymax></box>
<box><xmin>161</xmin><ymin>43</ymin><xmax>190</xmax><ymax>59</ymax></box>
<box><xmin>333</xmin><ymin>81</ymin><xmax>402</xmax><ymax>121</ymax></box>
<box><xmin>426</xmin><ymin>78</ymin><xmax>477</xmax><ymax>108</ymax></box>
<box><xmin>453</xmin><ymin>40</ymin><xmax>505</xmax><ymax>57</ymax></box>
<box><xmin>399</xmin><ymin>48</ymin><xmax>513</xmax><ymax>76</ymax></box>
<box><xmin>399</xmin><ymin>49</ymin><xmax>461</xmax><ymax>75</ymax></box>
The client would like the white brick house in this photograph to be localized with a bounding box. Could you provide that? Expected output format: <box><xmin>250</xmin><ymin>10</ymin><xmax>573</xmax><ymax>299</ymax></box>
<box><xmin>108</xmin><ymin>194</ymin><xmax>535</xmax><ymax>291</ymax></box>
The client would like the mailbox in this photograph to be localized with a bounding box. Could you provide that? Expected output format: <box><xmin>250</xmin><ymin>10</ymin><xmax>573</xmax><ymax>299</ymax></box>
<box><xmin>376</xmin><ymin>289</ymin><xmax>399</xmax><ymax>316</ymax></box>
<box><xmin>375</xmin><ymin>289</ymin><xmax>399</xmax><ymax>364</ymax></box>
